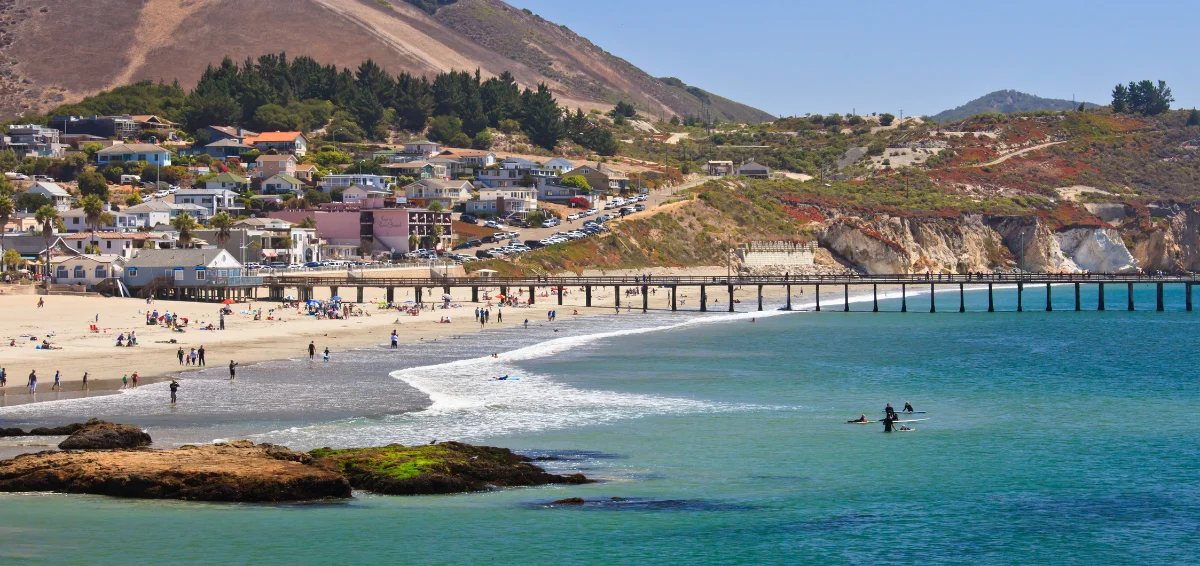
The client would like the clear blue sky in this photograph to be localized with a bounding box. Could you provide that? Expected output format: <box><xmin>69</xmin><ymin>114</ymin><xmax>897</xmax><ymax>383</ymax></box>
<box><xmin>508</xmin><ymin>0</ymin><xmax>1198</xmax><ymax>117</ymax></box>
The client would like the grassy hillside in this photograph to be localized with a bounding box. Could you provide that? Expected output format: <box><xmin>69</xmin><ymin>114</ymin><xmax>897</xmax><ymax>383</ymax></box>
<box><xmin>930</xmin><ymin>90</ymin><xmax>1098</xmax><ymax>123</ymax></box>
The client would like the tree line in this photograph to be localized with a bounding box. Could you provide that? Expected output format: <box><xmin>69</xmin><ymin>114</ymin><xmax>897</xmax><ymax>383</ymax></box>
<box><xmin>1111</xmin><ymin>80</ymin><xmax>1174</xmax><ymax>115</ymax></box>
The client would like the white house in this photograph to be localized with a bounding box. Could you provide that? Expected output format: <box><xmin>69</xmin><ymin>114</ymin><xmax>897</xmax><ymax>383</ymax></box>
<box><xmin>542</xmin><ymin>158</ymin><xmax>575</xmax><ymax>173</ymax></box>
<box><xmin>262</xmin><ymin>173</ymin><xmax>305</xmax><ymax>195</ymax></box>
<box><xmin>59</xmin><ymin>207</ymin><xmax>138</xmax><ymax>233</ymax></box>
<box><xmin>437</xmin><ymin>148</ymin><xmax>496</xmax><ymax>168</ymax></box>
<box><xmin>319</xmin><ymin>174</ymin><xmax>394</xmax><ymax>193</ymax></box>
<box><xmin>173</xmin><ymin>188</ymin><xmax>244</xmax><ymax>217</ymax></box>
<box><xmin>342</xmin><ymin>185</ymin><xmax>391</xmax><ymax>205</ymax></box>
<box><xmin>403</xmin><ymin>179</ymin><xmax>473</xmax><ymax>209</ymax></box>
<box><xmin>25</xmin><ymin>182</ymin><xmax>72</xmax><ymax>211</ymax></box>
<box><xmin>50</xmin><ymin>254</ymin><xmax>125</xmax><ymax>287</ymax></box>
<box><xmin>402</xmin><ymin>140</ymin><xmax>441</xmax><ymax>158</ymax></box>
<box><xmin>205</xmin><ymin>172</ymin><xmax>249</xmax><ymax>192</ymax></box>
<box><xmin>466</xmin><ymin>187</ymin><xmax>538</xmax><ymax>218</ymax></box>
<box><xmin>96</xmin><ymin>143</ymin><xmax>172</xmax><ymax>167</ymax></box>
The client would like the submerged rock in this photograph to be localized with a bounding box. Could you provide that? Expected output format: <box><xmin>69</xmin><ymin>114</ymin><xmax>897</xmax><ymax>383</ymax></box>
<box><xmin>0</xmin><ymin>441</ymin><xmax>351</xmax><ymax>502</ymax></box>
<box><xmin>310</xmin><ymin>441</ymin><xmax>594</xmax><ymax>496</ymax></box>
<box><xmin>57</xmin><ymin>419</ymin><xmax>152</xmax><ymax>450</ymax></box>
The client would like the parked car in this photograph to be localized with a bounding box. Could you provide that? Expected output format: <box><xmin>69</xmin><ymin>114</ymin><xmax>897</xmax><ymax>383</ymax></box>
<box><xmin>452</xmin><ymin>242</ymin><xmax>473</xmax><ymax>251</ymax></box>
<box><xmin>567</xmin><ymin>213</ymin><xmax>582</xmax><ymax>221</ymax></box>
<box><xmin>635</xmin><ymin>203</ymin><xmax>646</xmax><ymax>211</ymax></box>
<box><xmin>481</xmin><ymin>235</ymin><xmax>498</xmax><ymax>244</ymax></box>
<box><xmin>305</xmin><ymin>261</ymin><xmax>321</xmax><ymax>268</ymax></box>
<box><xmin>460</xmin><ymin>213</ymin><xmax>478</xmax><ymax>223</ymax></box>
<box><xmin>475</xmin><ymin>250</ymin><xmax>492</xmax><ymax>259</ymax></box>
<box><xmin>466</xmin><ymin>239</ymin><xmax>483</xmax><ymax>248</ymax></box>
<box><xmin>268</xmin><ymin>261</ymin><xmax>287</xmax><ymax>269</ymax></box>
<box><xmin>524</xmin><ymin>240</ymin><xmax>547</xmax><ymax>250</ymax></box>
<box><xmin>484</xmin><ymin>220</ymin><xmax>501</xmax><ymax>229</ymax></box>
<box><xmin>244</xmin><ymin>262</ymin><xmax>261</xmax><ymax>270</ymax></box>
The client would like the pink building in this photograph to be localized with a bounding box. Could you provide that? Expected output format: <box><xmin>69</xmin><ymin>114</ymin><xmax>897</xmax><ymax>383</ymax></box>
<box><xmin>271</xmin><ymin>205</ymin><xmax>452</xmax><ymax>256</ymax></box>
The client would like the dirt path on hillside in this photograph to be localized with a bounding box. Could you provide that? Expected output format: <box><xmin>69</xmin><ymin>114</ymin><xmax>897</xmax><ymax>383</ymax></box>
<box><xmin>973</xmin><ymin>140</ymin><xmax>1066</xmax><ymax>167</ymax></box>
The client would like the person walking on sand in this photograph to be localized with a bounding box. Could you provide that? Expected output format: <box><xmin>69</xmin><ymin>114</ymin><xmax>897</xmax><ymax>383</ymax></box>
<box><xmin>28</xmin><ymin>370</ymin><xmax>36</xmax><ymax>394</ymax></box>
<box><xmin>523</xmin><ymin>319</ymin><xmax>529</xmax><ymax>329</ymax></box>
<box><xmin>189</xmin><ymin>348</ymin><xmax>197</xmax><ymax>366</ymax></box>
<box><xmin>308</xmin><ymin>341</ymin><xmax>316</xmax><ymax>361</ymax></box>
<box><xmin>36</xmin><ymin>297</ymin><xmax>43</xmax><ymax>308</ymax></box>
<box><xmin>1</xmin><ymin>368</ymin><xmax>6</xmax><ymax>392</ymax></box>
<box><xmin>177</xmin><ymin>347</ymin><xmax>185</xmax><ymax>365</ymax></box>
<box><xmin>170</xmin><ymin>380</ymin><xmax>179</xmax><ymax>404</ymax></box>
<box><xmin>228</xmin><ymin>360</ymin><xmax>239</xmax><ymax>380</ymax></box>
<box><xmin>121</xmin><ymin>374</ymin><xmax>128</xmax><ymax>389</ymax></box>
<box><xmin>197</xmin><ymin>345</ymin><xmax>206</xmax><ymax>366</ymax></box>
<box><xmin>219</xmin><ymin>311</ymin><xmax>225</xmax><ymax>330</ymax></box>
<box><xmin>53</xmin><ymin>370</ymin><xmax>60</xmax><ymax>392</ymax></box>
<box><xmin>497</xmin><ymin>308</ymin><xmax>502</xmax><ymax>323</ymax></box>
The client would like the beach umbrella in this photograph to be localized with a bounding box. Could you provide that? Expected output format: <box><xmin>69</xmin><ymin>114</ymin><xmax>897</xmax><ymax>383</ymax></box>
<box><xmin>285</xmin><ymin>295</ymin><xmax>295</xmax><ymax>300</ymax></box>
<box><xmin>496</xmin><ymin>295</ymin><xmax>505</xmax><ymax>299</ymax></box>
<box><xmin>307</xmin><ymin>299</ymin><xmax>321</xmax><ymax>305</ymax></box>
<box><xmin>330</xmin><ymin>296</ymin><xmax>343</xmax><ymax>301</ymax></box>
<box><xmin>221</xmin><ymin>299</ymin><xmax>235</xmax><ymax>305</ymax></box>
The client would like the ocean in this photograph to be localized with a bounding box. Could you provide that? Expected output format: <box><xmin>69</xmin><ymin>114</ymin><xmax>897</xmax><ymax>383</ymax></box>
<box><xmin>2</xmin><ymin>284</ymin><xmax>1198</xmax><ymax>565</ymax></box>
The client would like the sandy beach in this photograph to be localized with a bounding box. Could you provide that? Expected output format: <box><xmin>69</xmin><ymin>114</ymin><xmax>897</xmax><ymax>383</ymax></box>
<box><xmin>0</xmin><ymin>270</ymin><xmax>897</xmax><ymax>405</ymax></box>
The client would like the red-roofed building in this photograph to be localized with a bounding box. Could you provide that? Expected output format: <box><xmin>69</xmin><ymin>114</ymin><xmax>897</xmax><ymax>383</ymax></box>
<box><xmin>245</xmin><ymin>131</ymin><xmax>308</xmax><ymax>157</ymax></box>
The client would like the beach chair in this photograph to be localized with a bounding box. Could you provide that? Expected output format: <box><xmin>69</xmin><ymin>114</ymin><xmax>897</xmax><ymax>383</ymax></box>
<box><xmin>89</xmin><ymin>324</ymin><xmax>98</xmax><ymax>333</ymax></box>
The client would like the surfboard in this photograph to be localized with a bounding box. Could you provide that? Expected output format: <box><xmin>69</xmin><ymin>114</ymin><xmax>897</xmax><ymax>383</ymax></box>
<box><xmin>882</xmin><ymin>411</ymin><xmax>927</xmax><ymax>414</ymax></box>
<box><xmin>846</xmin><ymin>420</ymin><xmax>877</xmax><ymax>424</ymax></box>
<box><xmin>893</xmin><ymin>419</ymin><xmax>928</xmax><ymax>423</ymax></box>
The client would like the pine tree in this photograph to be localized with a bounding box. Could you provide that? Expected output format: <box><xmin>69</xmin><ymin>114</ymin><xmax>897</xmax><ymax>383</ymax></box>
<box><xmin>521</xmin><ymin>83</ymin><xmax>565</xmax><ymax>150</ymax></box>
<box><xmin>1188</xmin><ymin>108</ymin><xmax>1200</xmax><ymax>127</ymax></box>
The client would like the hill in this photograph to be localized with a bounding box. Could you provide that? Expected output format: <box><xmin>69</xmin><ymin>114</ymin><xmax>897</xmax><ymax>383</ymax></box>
<box><xmin>929</xmin><ymin>90</ymin><xmax>1097</xmax><ymax>122</ymax></box>
<box><xmin>0</xmin><ymin>0</ymin><xmax>772</xmax><ymax>122</ymax></box>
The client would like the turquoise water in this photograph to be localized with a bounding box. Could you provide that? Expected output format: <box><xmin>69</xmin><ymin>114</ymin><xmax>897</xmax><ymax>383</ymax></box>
<box><xmin>3</xmin><ymin>285</ymin><xmax>1200</xmax><ymax>564</ymax></box>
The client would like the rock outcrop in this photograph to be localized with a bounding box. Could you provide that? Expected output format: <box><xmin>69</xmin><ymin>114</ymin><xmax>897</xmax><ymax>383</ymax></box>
<box><xmin>818</xmin><ymin>215</ymin><xmax>1007</xmax><ymax>275</ymax></box>
<box><xmin>57</xmin><ymin>419</ymin><xmax>152</xmax><ymax>450</ymax></box>
<box><xmin>1055</xmin><ymin>229</ymin><xmax>1138</xmax><ymax>273</ymax></box>
<box><xmin>0</xmin><ymin>441</ymin><xmax>352</xmax><ymax>502</ymax></box>
<box><xmin>310</xmin><ymin>442</ymin><xmax>593</xmax><ymax>496</ymax></box>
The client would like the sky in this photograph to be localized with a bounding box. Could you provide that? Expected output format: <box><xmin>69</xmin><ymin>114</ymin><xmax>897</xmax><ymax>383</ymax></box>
<box><xmin>507</xmin><ymin>0</ymin><xmax>1199</xmax><ymax>118</ymax></box>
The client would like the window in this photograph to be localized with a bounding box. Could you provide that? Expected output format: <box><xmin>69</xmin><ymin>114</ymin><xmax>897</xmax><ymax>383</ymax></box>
<box><xmin>72</xmin><ymin>217</ymin><xmax>79</xmax><ymax>225</ymax></box>
<box><xmin>196</xmin><ymin>268</ymin><xmax>205</xmax><ymax>280</ymax></box>
<box><xmin>76</xmin><ymin>242</ymin><xmax>82</xmax><ymax>249</ymax></box>
<box><xmin>73</xmin><ymin>266</ymin><xmax>85</xmax><ymax>279</ymax></box>
<box><xmin>56</xmin><ymin>266</ymin><xmax>68</xmax><ymax>279</ymax></box>
<box><xmin>95</xmin><ymin>266</ymin><xmax>106</xmax><ymax>278</ymax></box>
<box><xmin>106</xmin><ymin>241</ymin><xmax>112</xmax><ymax>249</ymax></box>
<box><xmin>127</xmin><ymin>267</ymin><xmax>137</xmax><ymax>278</ymax></box>
<box><xmin>173</xmin><ymin>268</ymin><xmax>183</xmax><ymax>281</ymax></box>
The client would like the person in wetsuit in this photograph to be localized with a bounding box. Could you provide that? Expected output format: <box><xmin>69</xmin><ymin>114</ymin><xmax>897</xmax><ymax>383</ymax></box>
<box><xmin>885</xmin><ymin>403</ymin><xmax>896</xmax><ymax>418</ymax></box>
<box><xmin>903</xmin><ymin>401</ymin><xmax>914</xmax><ymax>413</ymax></box>
<box><xmin>847</xmin><ymin>414</ymin><xmax>869</xmax><ymax>423</ymax></box>
<box><xmin>883</xmin><ymin>414</ymin><xmax>897</xmax><ymax>433</ymax></box>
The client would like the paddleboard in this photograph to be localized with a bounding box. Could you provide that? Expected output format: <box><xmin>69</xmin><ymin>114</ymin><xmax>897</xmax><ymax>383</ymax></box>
<box><xmin>846</xmin><ymin>420</ymin><xmax>877</xmax><ymax>424</ymax></box>
<box><xmin>882</xmin><ymin>411</ymin><xmax>927</xmax><ymax>414</ymax></box>
<box><xmin>893</xmin><ymin>418</ymin><xmax>928</xmax><ymax>423</ymax></box>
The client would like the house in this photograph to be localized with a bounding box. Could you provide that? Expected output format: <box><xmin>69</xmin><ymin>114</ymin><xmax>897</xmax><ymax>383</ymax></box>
<box><xmin>235</xmin><ymin>218</ymin><xmax>295</xmax><ymax>231</ymax></box>
<box><xmin>246</xmin><ymin>132</ymin><xmax>307</xmax><ymax>156</ymax></box>
<box><xmin>122</xmin><ymin>248</ymin><xmax>256</xmax><ymax>292</ymax></box>
<box><xmin>538</xmin><ymin>183</ymin><xmax>591</xmax><ymax>205</ymax></box>
<box><xmin>466</xmin><ymin>187</ymin><xmax>538</xmax><ymax>218</ymax></box>
<box><xmin>172</xmin><ymin>189</ymin><xmax>243</xmax><ymax>217</ymax></box>
<box><xmin>124</xmin><ymin>201</ymin><xmax>211</xmax><ymax>228</ymax></box>
<box><xmin>130</xmin><ymin>115</ymin><xmax>177</xmax><ymax>130</ymax></box>
<box><xmin>206</xmin><ymin>126</ymin><xmax>258</xmax><ymax>144</ymax></box>
<box><xmin>1</xmin><ymin>124</ymin><xmax>64</xmax><ymax>159</ymax></box>
<box><xmin>63</xmin><ymin>232</ymin><xmax>151</xmax><ymax>258</ymax></box>
<box><xmin>542</xmin><ymin>158</ymin><xmax>574</xmax><ymax>173</ymax></box>
<box><xmin>561</xmin><ymin>164</ymin><xmax>629</xmax><ymax>192</ymax></box>
<box><xmin>204</xmin><ymin>139</ymin><xmax>252</xmax><ymax>160</ymax></box>
<box><xmin>402</xmin><ymin>179</ymin><xmax>473</xmax><ymax>209</ymax></box>
<box><xmin>293</xmin><ymin>163</ymin><xmax>318</xmax><ymax>182</ymax></box>
<box><xmin>383</xmin><ymin>161</ymin><xmax>445</xmax><ymax>180</ymax></box>
<box><xmin>254</xmin><ymin>154</ymin><xmax>297</xmax><ymax>179</ymax></box>
<box><xmin>319</xmin><ymin>174</ymin><xmax>394</xmax><ymax>193</ymax></box>
<box><xmin>437</xmin><ymin>148</ymin><xmax>496</xmax><ymax>168</ymax></box>
<box><xmin>96</xmin><ymin>143</ymin><xmax>172</xmax><ymax>167</ymax></box>
<box><xmin>197</xmin><ymin>221</ymin><xmax>321</xmax><ymax>265</ymax></box>
<box><xmin>341</xmin><ymin>185</ymin><xmax>391</xmax><ymax>205</ymax></box>
<box><xmin>476</xmin><ymin>167</ymin><xmax>527</xmax><ymax>189</ymax></box>
<box><xmin>59</xmin><ymin>207</ymin><xmax>138</xmax><ymax>233</ymax></box>
<box><xmin>25</xmin><ymin>182</ymin><xmax>73</xmax><ymax>211</ymax></box>
<box><xmin>5</xmin><ymin>233</ymin><xmax>75</xmax><ymax>263</ymax></box>
<box><xmin>262</xmin><ymin>174</ymin><xmax>305</xmax><ymax>195</ymax></box>
<box><xmin>50</xmin><ymin>254</ymin><xmax>125</xmax><ymax>287</ymax></box>
<box><xmin>271</xmin><ymin>206</ymin><xmax>452</xmax><ymax>255</ymax></box>
<box><xmin>205</xmin><ymin>172</ymin><xmax>249</xmax><ymax>192</ymax></box>
<box><xmin>51</xmin><ymin>115</ymin><xmax>140</xmax><ymax>139</ymax></box>
<box><xmin>736</xmin><ymin>159</ymin><xmax>771</xmax><ymax>179</ymax></box>
<box><xmin>707</xmin><ymin>160</ymin><xmax>734</xmax><ymax>176</ymax></box>
<box><xmin>427</xmin><ymin>156</ymin><xmax>463</xmax><ymax>179</ymax></box>
<box><xmin>402</xmin><ymin>140</ymin><xmax>441</xmax><ymax>158</ymax></box>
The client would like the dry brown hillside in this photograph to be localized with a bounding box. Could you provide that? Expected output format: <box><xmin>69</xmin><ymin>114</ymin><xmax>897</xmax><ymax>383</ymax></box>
<box><xmin>0</xmin><ymin>0</ymin><xmax>772</xmax><ymax>122</ymax></box>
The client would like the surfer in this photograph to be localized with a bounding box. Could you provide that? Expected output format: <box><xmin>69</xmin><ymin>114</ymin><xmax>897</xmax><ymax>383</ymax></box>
<box><xmin>903</xmin><ymin>401</ymin><xmax>914</xmax><ymax>413</ymax></box>
<box><xmin>847</xmin><ymin>414</ymin><xmax>869</xmax><ymax>423</ymax></box>
<box><xmin>899</xmin><ymin>424</ymin><xmax>913</xmax><ymax>432</ymax></box>
<box><xmin>885</xmin><ymin>403</ymin><xmax>896</xmax><ymax>418</ymax></box>
<box><xmin>883</xmin><ymin>414</ymin><xmax>897</xmax><ymax>433</ymax></box>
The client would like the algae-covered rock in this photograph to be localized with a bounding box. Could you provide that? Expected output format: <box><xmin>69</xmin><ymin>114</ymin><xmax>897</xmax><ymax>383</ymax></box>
<box><xmin>310</xmin><ymin>441</ymin><xmax>593</xmax><ymax>495</ymax></box>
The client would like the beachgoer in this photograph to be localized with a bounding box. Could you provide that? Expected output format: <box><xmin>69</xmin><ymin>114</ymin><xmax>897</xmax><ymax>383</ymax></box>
<box><xmin>900</xmin><ymin>425</ymin><xmax>912</xmax><ymax>432</ymax></box>
<box><xmin>391</xmin><ymin>330</ymin><xmax>398</xmax><ymax>348</ymax></box>
<box><xmin>197</xmin><ymin>345</ymin><xmax>206</xmax><ymax>366</ymax></box>
<box><xmin>885</xmin><ymin>403</ymin><xmax>896</xmax><ymax>418</ymax></box>
<box><xmin>36</xmin><ymin>298</ymin><xmax>43</xmax><ymax>308</ymax></box>
<box><xmin>131</xmin><ymin>372</ymin><xmax>139</xmax><ymax>388</ymax></box>
<box><xmin>189</xmin><ymin>348</ymin><xmax>197</xmax><ymax>366</ymax></box>
<box><xmin>883</xmin><ymin>414</ymin><xmax>896</xmax><ymax>433</ymax></box>
<box><xmin>309</xmin><ymin>341</ymin><xmax>315</xmax><ymax>360</ymax></box>
<box><xmin>82</xmin><ymin>372</ymin><xmax>88</xmax><ymax>391</ymax></box>
<box><xmin>523</xmin><ymin>319</ymin><xmax>529</xmax><ymax>329</ymax></box>
<box><xmin>848</xmin><ymin>414</ymin><xmax>868</xmax><ymax>423</ymax></box>
<box><xmin>903</xmin><ymin>401</ymin><xmax>914</xmax><ymax>413</ymax></box>
<box><xmin>0</xmin><ymin>368</ymin><xmax>6</xmax><ymax>390</ymax></box>
<box><xmin>170</xmin><ymin>380</ymin><xmax>179</xmax><ymax>404</ymax></box>
<box><xmin>229</xmin><ymin>360</ymin><xmax>239</xmax><ymax>380</ymax></box>
<box><xmin>53</xmin><ymin>370</ymin><xmax>60</xmax><ymax>391</ymax></box>
<box><xmin>219</xmin><ymin>311</ymin><xmax>225</xmax><ymax>330</ymax></box>
<box><xmin>177</xmin><ymin>347</ymin><xmax>185</xmax><ymax>365</ymax></box>
<box><xmin>323</xmin><ymin>347</ymin><xmax>329</xmax><ymax>362</ymax></box>
<box><xmin>121</xmin><ymin>374</ymin><xmax>128</xmax><ymax>389</ymax></box>
<box><xmin>28</xmin><ymin>370</ymin><xmax>36</xmax><ymax>394</ymax></box>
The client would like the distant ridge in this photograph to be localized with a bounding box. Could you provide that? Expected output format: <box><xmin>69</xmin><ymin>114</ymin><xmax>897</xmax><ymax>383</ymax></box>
<box><xmin>929</xmin><ymin>90</ymin><xmax>1098</xmax><ymax>122</ymax></box>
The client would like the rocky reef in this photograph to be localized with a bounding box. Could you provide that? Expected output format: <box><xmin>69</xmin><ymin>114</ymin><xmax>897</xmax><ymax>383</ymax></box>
<box><xmin>310</xmin><ymin>442</ymin><xmax>593</xmax><ymax>495</ymax></box>
<box><xmin>0</xmin><ymin>423</ymin><xmax>591</xmax><ymax>502</ymax></box>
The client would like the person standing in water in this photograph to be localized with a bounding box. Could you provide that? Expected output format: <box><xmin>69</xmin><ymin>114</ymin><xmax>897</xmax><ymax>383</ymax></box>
<box><xmin>228</xmin><ymin>360</ymin><xmax>239</xmax><ymax>380</ymax></box>
<box><xmin>169</xmin><ymin>380</ymin><xmax>180</xmax><ymax>404</ymax></box>
<box><xmin>883</xmin><ymin>414</ymin><xmax>897</xmax><ymax>433</ymax></box>
<box><xmin>323</xmin><ymin>347</ymin><xmax>330</xmax><ymax>362</ymax></box>
<box><xmin>885</xmin><ymin>403</ymin><xmax>896</xmax><ymax>418</ymax></box>
<box><xmin>1</xmin><ymin>367</ymin><xmax>6</xmax><ymax>392</ymax></box>
<box><xmin>391</xmin><ymin>330</ymin><xmax>398</xmax><ymax>349</ymax></box>
<box><xmin>121</xmin><ymin>374</ymin><xmax>128</xmax><ymax>389</ymax></box>
<box><xmin>82</xmin><ymin>372</ymin><xmax>88</xmax><ymax>391</ymax></box>
<box><xmin>28</xmin><ymin>370</ymin><xmax>37</xmax><ymax>394</ymax></box>
<box><xmin>308</xmin><ymin>341</ymin><xmax>315</xmax><ymax>361</ymax></box>
<box><xmin>131</xmin><ymin>372</ymin><xmax>139</xmax><ymax>388</ymax></box>
<box><xmin>197</xmin><ymin>345</ymin><xmax>206</xmax><ymax>366</ymax></box>
<box><xmin>53</xmin><ymin>370</ymin><xmax>61</xmax><ymax>391</ymax></box>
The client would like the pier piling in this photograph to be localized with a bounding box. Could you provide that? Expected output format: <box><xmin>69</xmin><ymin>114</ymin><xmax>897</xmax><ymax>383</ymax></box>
<box><xmin>988</xmin><ymin>283</ymin><xmax>994</xmax><ymax>312</ymax></box>
<box><xmin>1017</xmin><ymin>283</ymin><xmax>1024</xmax><ymax>312</ymax></box>
<box><xmin>643</xmin><ymin>285</ymin><xmax>649</xmax><ymax>312</ymax></box>
<box><xmin>815</xmin><ymin>284</ymin><xmax>821</xmax><ymax>312</ymax></box>
<box><xmin>959</xmin><ymin>283</ymin><xmax>965</xmax><ymax>312</ymax></box>
<box><xmin>873</xmin><ymin>284</ymin><xmax>878</xmax><ymax>312</ymax></box>
<box><xmin>586</xmin><ymin>285</ymin><xmax>592</xmax><ymax>307</ymax></box>
<box><xmin>1075</xmin><ymin>283</ymin><xmax>1080</xmax><ymax>311</ymax></box>
<box><xmin>1157</xmin><ymin>282</ymin><xmax>1164</xmax><ymax>312</ymax></box>
<box><xmin>728</xmin><ymin>284</ymin><xmax>735</xmax><ymax>313</ymax></box>
<box><xmin>700</xmin><ymin>285</ymin><xmax>707</xmax><ymax>312</ymax></box>
<box><xmin>1098</xmin><ymin>283</ymin><xmax>1105</xmax><ymax>311</ymax></box>
<box><xmin>930</xmin><ymin>283</ymin><xmax>936</xmax><ymax>313</ymax></box>
<box><xmin>844</xmin><ymin>285</ymin><xmax>849</xmax><ymax>312</ymax></box>
<box><xmin>1188</xmin><ymin>283</ymin><xmax>1193</xmax><ymax>312</ymax></box>
<box><xmin>670</xmin><ymin>285</ymin><xmax>677</xmax><ymax>312</ymax></box>
<box><xmin>901</xmin><ymin>284</ymin><xmax>907</xmax><ymax>313</ymax></box>
<box><xmin>1128</xmin><ymin>283</ymin><xmax>1135</xmax><ymax>311</ymax></box>
<box><xmin>615</xmin><ymin>286</ymin><xmax>621</xmax><ymax>309</ymax></box>
<box><xmin>1046</xmin><ymin>283</ymin><xmax>1052</xmax><ymax>312</ymax></box>
<box><xmin>786</xmin><ymin>284</ymin><xmax>792</xmax><ymax>311</ymax></box>
<box><xmin>357</xmin><ymin>287</ymin><xmax>364</xmax><ymax>304</ymax></box>
<box><xmin>758</xmin><ymin>285</ymin><xmax>764</xmax><ymax>312</ymax></box>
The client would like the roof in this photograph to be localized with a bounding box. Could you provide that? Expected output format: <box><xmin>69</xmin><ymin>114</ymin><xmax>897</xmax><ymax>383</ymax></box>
<box><xmin>97</xmin><ymin>143</ymin><xmax>170</xmax><ymax>155</ymax></box>
<box><xmin>502</xmin><ymin>157</ymin><xmax>537</xmax><ymax>166</ymax></box>
<box><xmin>235</xmin><ymin>217</ymin><xmax>293</xmax><ymax>228</ymax></box>
<box><xmin>248</xmin><ymin>132</ymin><xmax>306</xmax><ymax>143</ymax></box>
<box><xmin>384</xmin><ymin>161</ymin><xmax>429</xmax><ymax>169</ymax></box>
<box><xmin>51</xmin><ymin>254</ymin><xmax>125</xmax><ymax>265</ymax></box>
<box><xmin>265</xmin><ymin>174</ymin><xmax>304</xmax><ymax>185</ymax></box>
<box><xmin>131</xmin><ymin>115</ymin><xmax>176</xmax><ymax>126</ymax></box>
<box><xmin>294</xmin><ymin>163</ymin><xmax>318</xmax><ymax>171</ymax></box>
<box><xmin>63</xmin><ymin>232</ymin><xmax>151</xmax><ymax>240</ymax></box>
<box><xmin>125</xmin><ymin>248</ymin><xmax>231</xmax><ymax>269</ymax></box>
<box><xmin>206</xmin><ymin>139</ymin><xmax>250</xmax><ymax>148</ymax></box>
<box><xmin>208</xmin><ymin>126</ymin><xmax>240</xmax><ymax>137</ymax></box>
<box><xmin>256</xmin><ymin>154</ymin><xmax>296</xmax><ymax>162</ymax></box>
<box><xmin>28</xmin><ymin>181</ymin><xmax>70</xmax><ymax>197</ymax></box>
<box><xmin>405</xmin><ymin>140</ymin><xmax>438</xmax><ymax>146</ymax></box>
<box><xmin>408</xmin><ymin>179</ymin><xmax>472</xmax><ymax>190</ymax></box>
<box><xmin>737</xmin><ymin>160</ymin><xmax>770</xmax><ymax>171</ymax></box>
<box><xmin>708</xmin><ymin>160</ymin><xmax>734</xmax><ymax>165</ymax></box>
<box><xmin>209</xmin><ymin>172</ymin><xmax>248</xmax><ymax>184</ymax></box>
<box><xmin>544</xmin><ymin>158</ymin><xmax>574</xmax><ymax>167</ymax></box>
<box><xmin>4</xmin><ymin>234</ymin><xmax>73</xmax><ymax>256</ymax></box>
<box><xmin>440</xmin><ymin>148</ymin><xmax>493</xmax><ymax>157</ymax></box>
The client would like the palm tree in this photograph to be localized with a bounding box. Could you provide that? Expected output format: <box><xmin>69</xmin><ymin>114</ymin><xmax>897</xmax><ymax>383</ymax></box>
<box><xmin>432</xmin><ymin>225</ymin><xmax>444</xmax><ymax>250</ymax></box>
<box><xmin>34</xmin><ymin>205</ymin><xmax>59</xmax><ymax>284</ymax></box>
<box><xmin>210</xmin><ymin>211</ymin><xmax>234</xmax><ymax>248</ymax></box>
<box><xmin>80</xmin><ymin>194</ymin><xmax>106</xmax><ymax>250</ymax></box>
<box><xmin>408</xmin><ymin>233</ymin><xmax>420</xmax><ymax>252</ymax></box>
<box><xmin>297</xmin><ymin>216</ymin><xmax>317</xmax><ymax>229</ymax></box>
<box><xmin>171</xmin><ymin>212</ymin><xmax>198</xmax><ymax>248</ymax></box>
<box><xmin>0</xmin><ymin>195</ymin><xmax>13</xmax><ymax>263</ymax></box>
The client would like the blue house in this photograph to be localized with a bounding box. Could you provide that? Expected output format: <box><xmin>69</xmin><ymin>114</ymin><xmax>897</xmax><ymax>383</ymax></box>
<box><xmin>96</xmin><ymin>143</ymin><xmax>172</xmax><ymax>167</ymax></box>
<box><xmin>122</xmin><ymin>248</ymin><xmax>260</xmax><ymax>299</ymax></box>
